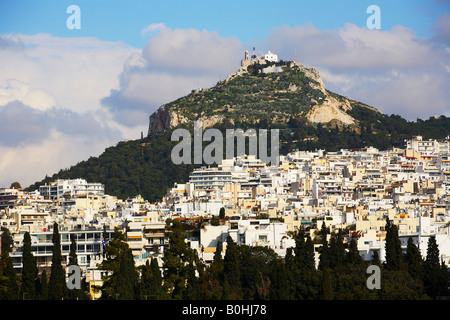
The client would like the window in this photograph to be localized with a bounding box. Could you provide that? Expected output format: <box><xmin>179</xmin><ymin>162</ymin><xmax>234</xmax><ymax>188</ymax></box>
<box><xmin>259</xmin><ymin>235</ymin><xmax>268</xmax><ymax>242</ymax></box>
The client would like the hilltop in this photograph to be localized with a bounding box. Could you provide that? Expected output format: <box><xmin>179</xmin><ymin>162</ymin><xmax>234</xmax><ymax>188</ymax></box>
<box><xmin>26</xmin><ymin>54</ymin><xmax>450</xmax><ymax>201</ymax></box>
<box><xmin>148</xmin><ymin>52</ymin><xmax>381</xmax><ymax>135</ymax></box>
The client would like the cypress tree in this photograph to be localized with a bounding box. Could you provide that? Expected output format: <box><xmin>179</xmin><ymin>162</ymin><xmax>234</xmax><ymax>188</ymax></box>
<box><xmin>213</xmin><ymin>240</ymin><xmax>223</xmax><ymax>265</ymax></box>
<box><xmin>139</xmin><ymin>257</ymin><xmax>163</xmax><ymax>300</ymax></box>
<box><xmin>223</xmin><ymin>235</ymin><xmax>241</xmax><ymax>299</ymax></box>
<box><xmin>1</xmin><ymin>251</ymin><xmax>20</xmax><ymax>299</ymax></box>
<box><xmin>318</xmin><ymin>222</ymin><xmax>331</xmax><ymax>271</ymax></box>
<box><xmin>346</xmin><ymin>238</ymin><xmax>364</xmax><ymax>266</ymax></box>
<box><xmin>284</xmin><ymin>247</ymin><xmax>297</xmax><ymax>299</ymax></box>
<box><xmin>384</xmin><ymin>219</ymin><xmax>402</xmax><ymax>271</ymax></box>
<box><xmin>204</xmin><ymin>240</ymin><xmax>224</xmax><ymax>300</ymax></box>
<box><xmin>321</xmin><ymin>268</ymin><xmax>334</xmax><ymax>300</ymax></box>
<box><xmin>329</xmin><ymin>231</ymin><xmax>346</xmax><ymax>270</ymax></box>
<box><xmin>268</xmin><ymin>258</ymin><xmax>290</xmax><ymax>300</ymax></box>
<box><xmin>294</xmin><ymin>232</ymin><xmax>319</xmax><ymax>300</ymax></box>
<box><xmin>67</xmin><ymin>234</ymin><xmax>88</xmax><ymax>300</ymax></box>
<box><xmin>405</xmin><ymin>237</ymin><xmax>423</xmax><ymax>281</ymax></box>
<box><xmin>39</xmin><ymin>270</ymin><xmax>48</xmax><ymax>300</ymax></box>
<box><xmin>100</xmin><ymin>227</ymin><xmax>138</xmax><ymax>300</ymax></box>
<box><xmin>304</xmin><ymin>235</ymin><xmax>316</xmax><ymax>270</ymax></box>
<box><xmin>48</xmin><ymin>223</ymin><xmax>67</xmax><ymax>300</ymax></box>
<box><xmin>423</xmin><ymin>236</ymin><xmax>447</xmax><ymax>299</ymax></box>
<box><xmin>116</xmin><ymin>247</ymin><xmax>138</xmax><ymax>299</ymax></box>
<box><xmin>21</xmin><ymin>231</ymin><xmax>38</xmax><ymax>300</ymax></box>
<box><xmin>139</xmin><ymin>260</ymin><xmax>152</xmax><ymax>300</ymax></box>
<box><xmin>151</xmin><ymin>257</ymin><xmax>163</xmax><ymax>299</ymax></box>
<box><xmin>371</xmin><ymin>249</ymin><xmax>381</xmax><ymax>266</ymax></box>
<box><xmin>294</xmin><ymin>229</ymin><xmax>306</xmax><ymax>268</ymax></box>
<box><xmin>1</xmin><ymin>227</ymin><xmax>13</xmax><ymax>254</ymax></box>
<box><xmin>68</xmin><ymin>234</ymin><xmax>78</xmax><ymax>266</ymax></box>
<box><xmin>162</xmin><ymin>220</ymin><xmax>191</xmax><ymax>299</ymax></box>
<box><xmin>184</xmin><ymin>260</ymin><xmax>201</xmax><ymax>300</ymax></box>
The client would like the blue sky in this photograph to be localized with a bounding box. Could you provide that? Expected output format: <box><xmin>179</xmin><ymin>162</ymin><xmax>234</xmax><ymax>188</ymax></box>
<box><xmin>0</xmin><ymin>0</ymin><xmax>446</xmax><ymax>47</ymax></box>
<box><xmin>0</xmin><ymin>0</ymin><xmax>449</xmax><ymax>187</ymax></box>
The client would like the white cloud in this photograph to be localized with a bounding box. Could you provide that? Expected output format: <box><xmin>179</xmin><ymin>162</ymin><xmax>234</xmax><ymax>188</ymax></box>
<box><xmin>0</xmin><ymin>130</ymin><xmax>114</xmax><ymax>188</ymax></box>
<box><xmin>0</xmin><ymin>34</ymin><xmax>137</xmax><ymax>187</ymax></box>
<box><xmin>0</xmin><ymin>79</ymin><xmax>56</xmax><ymax>111</ymax></box>
<box><xmin>141</xmin><ymin>22</ymin><xmax>167</xmax><ymax>37</ymax></box>
<box><xmin>0</xmin><ymin>33</ymin><xmax>138</xmax><ymax>113</ymax></box>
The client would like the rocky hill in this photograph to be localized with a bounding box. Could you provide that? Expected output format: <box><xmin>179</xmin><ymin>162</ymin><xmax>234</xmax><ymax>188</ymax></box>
<box><xmin>148</xmin><ymin>57</ymin><xmax>381</xmax><ymax>135</ymax></box>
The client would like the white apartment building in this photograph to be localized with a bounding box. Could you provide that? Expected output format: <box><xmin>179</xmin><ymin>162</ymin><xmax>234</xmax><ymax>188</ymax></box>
<box><xmin>39</xmin><ymin>178</ymin><xmax>104</xmax><ymax>199</ymax></box>
<box><xmin>198</xmin><ymin>218</ymin><xmax>295</xmax><ymax>262</ymax></box>
<box><xmin>406</xmin><ymin>136</ymin><xmax>444</xmax><ymax>159</ymax></box>
<box><xmin>10</xmin><ymin>226</ymin><xmax>115</xmax><ymax>274</ymax></box>
<box><xmin>189</xmin><ymin>168</ymin><xmax>233</xmax><ymax>191</ymax></box>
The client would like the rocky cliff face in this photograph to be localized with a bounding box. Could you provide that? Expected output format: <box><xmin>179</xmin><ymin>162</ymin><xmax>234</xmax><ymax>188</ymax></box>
<box><xmin>147</xmin><ymin>107</ymin><xmax>191</xmax><ymax>135</ymax></box>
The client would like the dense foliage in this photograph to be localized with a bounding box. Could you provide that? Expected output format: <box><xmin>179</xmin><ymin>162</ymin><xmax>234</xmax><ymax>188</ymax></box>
<box><xmin>80</xmin><ymin>220</ymin><xmax>449</xmax><ymax>300</ymax></box>
<box><xmin>0</xmin><ymin>219</ymin><xmax>448</xmax><ymax>300</ymax></box>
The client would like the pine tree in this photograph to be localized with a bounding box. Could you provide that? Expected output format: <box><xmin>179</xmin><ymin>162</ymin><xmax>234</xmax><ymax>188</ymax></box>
<box><xmin>21</xmin><ymin>232</ymin><xmax>38</xmax><ymax>300</ymax></box>
<box><xmin>48</xmin><ymin>223</ymin><xmax>68</xmax><ymax>300</ymax></box>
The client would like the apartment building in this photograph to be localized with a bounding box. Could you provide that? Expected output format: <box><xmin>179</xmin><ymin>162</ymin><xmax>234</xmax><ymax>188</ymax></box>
<box><xmin>39</xmin><ymin>178</ymin><xmax>104</xmax><ymax>199</ymax></box>
<box><xmin>9</xmin><ymin>225</ymin><xmax>115</xmax><ymax>274</ymax></box>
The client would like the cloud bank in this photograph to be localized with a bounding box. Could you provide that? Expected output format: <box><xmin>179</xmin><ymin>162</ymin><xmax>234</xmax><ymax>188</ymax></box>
<box><xmin>101</xmin><ymin>25</ymin><xmax>243</xmax><ymax>127</ymax></box>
